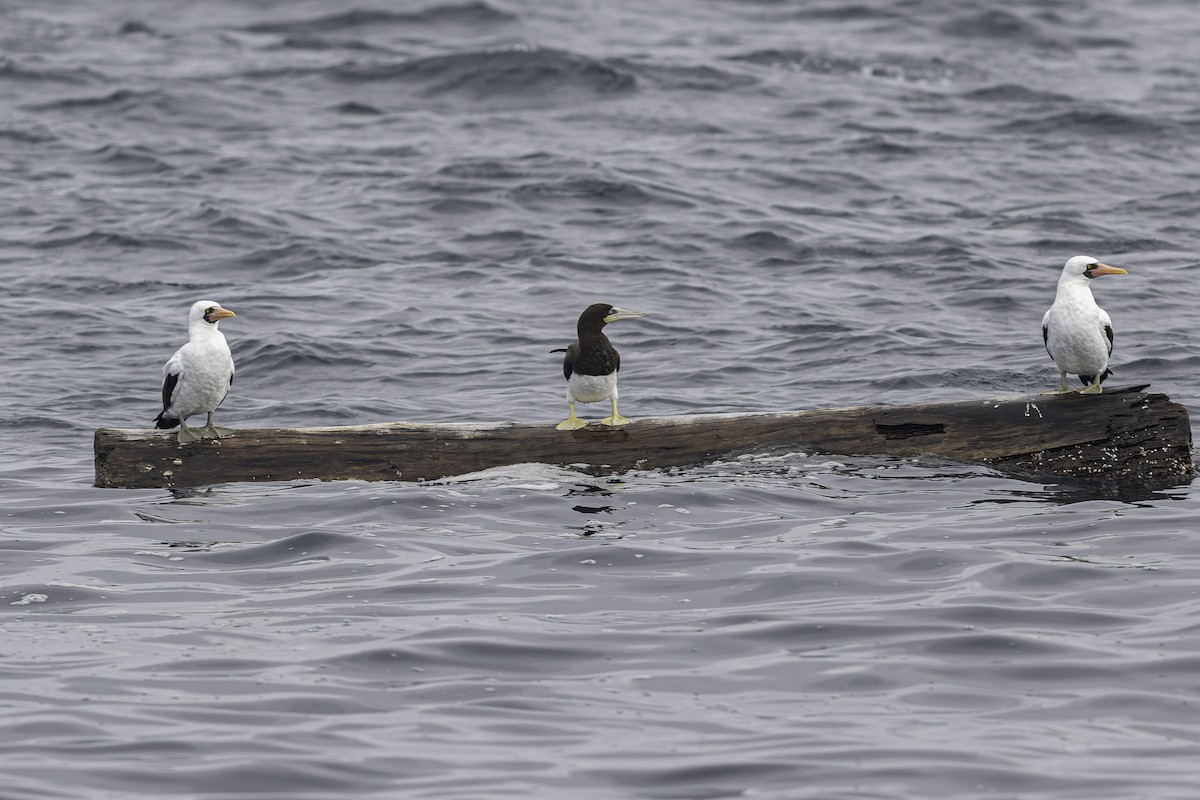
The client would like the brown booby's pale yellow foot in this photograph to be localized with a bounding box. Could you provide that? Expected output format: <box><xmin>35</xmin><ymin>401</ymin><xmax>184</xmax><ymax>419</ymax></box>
<box><xmin>599</xmin><ymin>397</ymin><xmax>631</xmax><ymax>427</ymax></box>
<box><xmin>556</xmin><ymin>401</ymin><xmax>588</xmax><ymax>431</ymax></box>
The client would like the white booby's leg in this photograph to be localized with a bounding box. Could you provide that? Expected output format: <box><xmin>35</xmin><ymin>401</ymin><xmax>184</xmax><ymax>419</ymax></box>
<box><xmin>1040</xmin><ymin>370</ymin><xmax>1074</xmax><ymax>395</ymax></box>
<box><xmin>600</xmin><ymin>395</ymin><xmax>631</xmax><ymax>427</ymax></box>
<box><xmin>556</xmin><ymin>400</ymin><xmax>588</xmax><ymax>431</ymax></box>
<box><xmin>177</xmin><ymin>418</ymin><xmax>201</xmax><ymax>444</ymax></box>
<box><xmin>1079</xmin><ymin>377</ymin><xmax>1104</xmax><ymax>395</ymax></box>
<box><xmin>201</xmin><ymin>411</ymin><xmax>235</xmax><ymax>439</ymax></box>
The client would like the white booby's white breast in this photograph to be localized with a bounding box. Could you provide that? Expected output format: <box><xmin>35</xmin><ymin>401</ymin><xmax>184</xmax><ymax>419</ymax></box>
<box><xmin>1043</xmin><ymin>285</ymin><xmax>1112</xmax><ymax>377</ymax></box>
<box><xmin>162</xmin><ymin>337</ymin><xmax>234</xmax><ymax>421</ymax></box>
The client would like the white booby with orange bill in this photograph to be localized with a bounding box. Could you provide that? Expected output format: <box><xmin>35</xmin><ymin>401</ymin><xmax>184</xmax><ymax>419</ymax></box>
<box><xmin>1041</xmin><ymin>255</ymin><xmax>1128</xmax><ymax>395</ymax></box>
<box><xmin>155</xmin><ymin>300</ymin><xmax>237</xmax><ymax>443</ymax></box>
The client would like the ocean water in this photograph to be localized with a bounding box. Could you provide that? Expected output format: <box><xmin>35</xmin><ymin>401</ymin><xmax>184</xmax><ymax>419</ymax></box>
<box><xmin>3</xmin><ymin>0</ymin><xmax>1200</xmax><ymax>797</ymax></box>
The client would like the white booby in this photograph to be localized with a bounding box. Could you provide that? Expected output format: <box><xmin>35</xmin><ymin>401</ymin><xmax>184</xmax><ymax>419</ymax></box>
<box><xmin>1041</xmin><ymin>255</ymin><xmax>1128</xmax><ymax>395</ymax></box>
<box><xmin>154</xmin><ymin>300</ymin><xmax>237</xmax><ymax>443</ymax></box>
<box><xmin>553</xmin><ymin>303</ymin><xmax>649</xmax><ymax>430</ymax></box>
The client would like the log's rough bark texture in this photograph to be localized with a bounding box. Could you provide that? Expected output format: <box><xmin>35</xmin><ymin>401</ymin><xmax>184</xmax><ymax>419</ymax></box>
<box><xmin>94</xmin><ymin>386</ymin><xmax>1194</xmax><ymax>489</ymax></box>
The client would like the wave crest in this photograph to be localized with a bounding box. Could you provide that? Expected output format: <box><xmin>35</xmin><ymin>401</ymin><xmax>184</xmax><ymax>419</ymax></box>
<box><xmin>243</xmin><ymin>2</ymin><xmax>514</xmax><ymax>34</ymax></box>
<box><xmin>329</xmin><ymin>46</ymin><xmax>635</xmax><ymax>108</ymax></box>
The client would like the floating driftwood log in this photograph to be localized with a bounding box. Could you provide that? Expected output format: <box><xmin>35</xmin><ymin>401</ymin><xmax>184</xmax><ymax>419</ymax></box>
<box><xmin>94</xmin><ymin>386</ymin><xmax>1193</xmax><ymax>490</ymax></box>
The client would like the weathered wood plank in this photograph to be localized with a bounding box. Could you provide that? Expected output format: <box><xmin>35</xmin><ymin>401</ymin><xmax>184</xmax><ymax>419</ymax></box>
<box><xmin>94</xmin><ymin>386</ymin><xmax>1194</xmax><ymax>489</ymax></box>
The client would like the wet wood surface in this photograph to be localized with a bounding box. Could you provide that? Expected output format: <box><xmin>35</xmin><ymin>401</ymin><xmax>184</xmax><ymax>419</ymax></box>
<box><xmin>94</xmin><ymin>386</ymin><xmax>1194</xmax><ymax>489</ymax></box>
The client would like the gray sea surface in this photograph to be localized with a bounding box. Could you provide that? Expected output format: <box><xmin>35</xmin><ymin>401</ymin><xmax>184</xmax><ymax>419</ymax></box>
<box><xmin>3</xmin><ymin>0</ymin><xmax>1200</xmax><ymax>798</ymax></box>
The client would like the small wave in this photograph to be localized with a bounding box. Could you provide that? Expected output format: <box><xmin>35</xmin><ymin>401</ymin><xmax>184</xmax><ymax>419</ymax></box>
<box><xmin>431</xmin><ymin>462</ymin><xmax>591</xmax><ymax>487</ymax></box>
<box><xmin>1032</xmin><ymin>235</ymin><xmax>1176</xmax><ymax>254</ymax></box>
<box><xmin>732</xmin><ymin>230</ymin><xmax>795</xmax><ymax>250</ymax></box>
<box><xmin>725</xmin><ymin>230</ymin><xmax>816</xmax><ymax>259</ymax></box>
<box><xmin>728</xmin><ymin>48</ymin><xmax>982</xmax><ymax>84</ymax></box>
<box><xmin>242</xmin><ymin>2</ymin><xmax>515</xmax><ymax>35</ymax></box>
<box><xmin>428</xmin><ymin>197</ymin><xmax>497</xmax><ymax>214</ymax></box>
<box><xmin>435</xmin><ymin>154</ymin><xmax>587</xmax><ymax>181</ymax></box>
<box><xmin>1120</xmin><ymin>190</ymin><xmax>1200</xmax><ymax>221</ymax></box>
<box><xmin>0</xmin><ymin>584</ymin><xmax>112</xmax><ymax>611</ymax></box>
<box><xmin>332</xmin><ymin>100</ymin><xmax>383</xmax><ymax>115</ymax></box>
<box><xmin>729</xmin><ymin>48</ymin><xmax>859</xmax><ymax>75</ymax></box>
<box><xmin>993</xmin><ymin>108</ymin><xmax>1172</xmax><ymax>137</ymax></box>
<box><xmin>356</xmin><ymin>144</ymin><xmax>422</xmax><ymax>158</ymax></box>
<box><xmin>0</xmin><ymin>415</ymin><xmax>84</xmax><ymax>430</ymax></box>
<box><xmin>274</xmin><ymin>34</ymin><xmax>390</xmax><ymax>53</ymax></box>
<box><xmin>743</xmin><ymin>165</ymin><xmax>886</xmax><ymax>194</ymax></box>
<box><xmin>841</xmin><ymin>134</ymin><xmax>921</xmax><ymax>156</ymax></box>
<box><xmin>236</xmin><ymin>338</ymin><xmax>376</xmax><ymax>372</ymax></box>
<box><xmin>458</xmin><ymin>228</ymin><xmax>547</xmax><ymax>243</ymax></box>
<box><xmin>189</xmin><ymin>531</ymin><xmax>373</xmax><ymax>567</ymax></box>
<box><xmin>0</xmin><ymin>121</ymin><xmax>56</xmax><ymax>144</ymax></box>
<box><xmin>0</xmin><ymin>56</ymin><xmax>106</xmax><ymax>84</ymax></box>
<box><xmin>508</xmin><ymin>175</ymin><xmax>692</xmax><ymax>210</ymax></box>
<box><xmin>159</xmin><ymin>200</ymin><xmax>296</xmax><ymax>242</ymax></box>
<box><xmin>940</xmin><ymin>9</ymin><xmax>1047</xmax><ymax>42</ymax></box>
<box><xmin>113</xmin><ymin>19</ymin><xmax>166</xmax><ymax>37</ymax></box>
<box><xmin>1073</xmin><ymin>35</ymin><xmax>1133</xmax><ymax>49</ymax></box>
<box><xmin>80</xmin><ymin>144</ymin><xmax>175</xmax><ymax>175</ymax></box>
<box><xmin>328</xmin><ymin>46</ymin><xmax>635</xmax><ymax>107</ymax></box>
<box><xmin>900</xmin><ymin>233</ymin><xmax>972</xmax><ymax>259</ymax></box>
<box><xmin>32</xmin><ymin>229</ymin><xmax>187</xmax><ymax>251</ymax></box>
<box><xmin>792</xmin><ymin>4</ymin><xmax>903</xmax><ymax>21</ymax></box>
<box><xmin>962</xmin><ymin>84</ymin><xmax>1073</xmax><ymax>103</ymax></box>
<box><xmin>988</xmin><ymin>212</ymin><xmax>1096</xmax><ymax>236</ymax></box>
<box><xmin>24</xmin><ymin>87</ymin><xmax>150</xmax><ymax>112</ymax></box>
<box><xmin>140</xmin><ymin>657</ymin><xmax>281</xmax><ymax>674</ymax></box>
<box><xmin>322</xmin><ymin>637</ymin><xmax>602</xmax><ymax>675</ymax></box>
<box><xmin>613</xmin><ymin>59</ymin><xmax>759</xmax><ymax>92</ymax></box>
<box><xmin>25</xmin><ymin>86</ymin><xmax>263</xmax><ymax>132</ymax></box>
